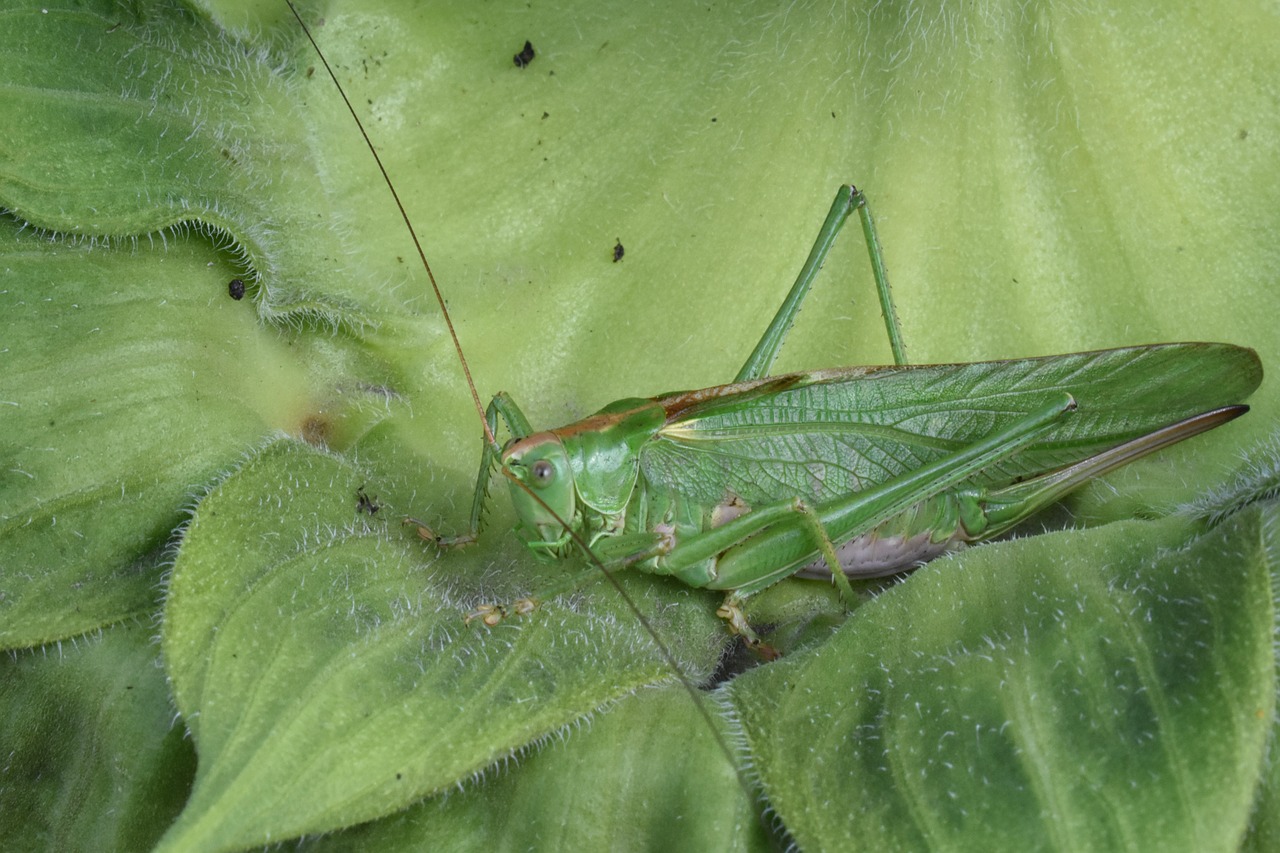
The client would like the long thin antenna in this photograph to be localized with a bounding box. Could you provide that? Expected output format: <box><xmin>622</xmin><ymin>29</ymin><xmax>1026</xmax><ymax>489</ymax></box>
<box><xmin>286</xmin><ymin>2</ymin><xmax>496</xmax><ymax>449</ymax></box>
<box><xmin>284</xmin><ymin>0</ymin><xmax>767</xmax><ymax>831</ymax></box>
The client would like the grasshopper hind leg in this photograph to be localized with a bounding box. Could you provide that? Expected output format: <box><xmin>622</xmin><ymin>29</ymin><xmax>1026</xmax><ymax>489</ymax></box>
<box><xmin>735</xmin><ymin>185</ymin><xmax>908</xmax><ymax>383</ymax></box>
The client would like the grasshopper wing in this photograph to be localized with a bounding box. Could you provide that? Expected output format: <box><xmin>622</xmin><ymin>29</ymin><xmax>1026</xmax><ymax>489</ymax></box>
<box><xmin>640</xmin><ymin>343</ymin><xmax>1261</xmax><ymax>507</ymax></box>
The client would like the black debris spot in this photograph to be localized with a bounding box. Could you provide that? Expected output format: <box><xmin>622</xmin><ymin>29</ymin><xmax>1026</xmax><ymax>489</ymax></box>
<box><xmin>356</xmin><ymin>485</ymin><xmax>381</xmax><ymax>515</ymax></box>
<box><xmin>514</xmin><ymin>40</ymin><xmax>536</xmax><ymax>68</ymax></box>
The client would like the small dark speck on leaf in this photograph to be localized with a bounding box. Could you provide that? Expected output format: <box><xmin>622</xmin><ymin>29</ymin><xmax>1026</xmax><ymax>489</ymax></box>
<box><xmin>612</xmin><ymin>239</ymin><xmax>625</xmax><ymax>262</ymax></box>
<box><xmin>514</xmin><ymin>40</ymin><xmax>536</xmax><ymax>68</ymax></box>
<box><xmin>356</xmin><ymin>485</ymin><xmax>381</xmax><ymax>515</ymax></box>
<box><xmin>228</xmin><ymin>278</ymin><xmax>246</xmax><ymax>300</ymax></box>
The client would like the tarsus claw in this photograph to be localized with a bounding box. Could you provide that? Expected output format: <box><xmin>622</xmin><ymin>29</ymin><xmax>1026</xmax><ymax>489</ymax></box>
<box><xmin>464</xmin><ymin>597</ymin><xmax>540</xmax><ymax>627</ymax></box>
<box><xmin>403</xmin><ymin>517</ymin><xmax>477</xmax><ymax>548</ymax></box>
<box><xmin>464</xmin><ymin>604</ymin><xmax>507</xmax><ymax>626</ymax></box>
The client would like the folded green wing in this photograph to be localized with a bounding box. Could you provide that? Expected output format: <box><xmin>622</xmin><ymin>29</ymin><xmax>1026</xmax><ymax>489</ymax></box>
<box><xmin>639</xmin><ymin>344</ymin><xmax>1261</xmax><ymax>506</ymax></box>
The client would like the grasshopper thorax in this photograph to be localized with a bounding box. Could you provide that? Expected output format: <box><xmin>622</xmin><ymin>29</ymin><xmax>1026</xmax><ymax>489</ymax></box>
<box><xmin>502</xmin><ymin>433</ymin><xmax>578</xmax><ymax>549</ymax></box>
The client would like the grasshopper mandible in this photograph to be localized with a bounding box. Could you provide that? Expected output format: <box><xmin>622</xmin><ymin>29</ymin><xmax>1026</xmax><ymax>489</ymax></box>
<box><xmin>287</xmin><ymin>6</ymin><xmax>1260</xmax><ymax>652</ymax></box>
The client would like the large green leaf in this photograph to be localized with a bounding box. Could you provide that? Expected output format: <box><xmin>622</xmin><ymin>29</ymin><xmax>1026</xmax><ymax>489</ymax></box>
<box><xmin>297</xmin><ymin>686</ymin><xmax>771</xmax><ymax>852</ymax></box>
<box><xmin>3</xmin><ymin>0</ymin><xmax>1277</xmax><ymax>849</ymax></box>
<box><xmin>157</xmin><ymin>438</ymin><xmax>725</xmax><ymax>850</ymax></box>
<box><xmin>730</xmin><ymin>507</ymin><xmax>1278</xmax><ymax>850</ymax></box>
<box><xmin>0</xmin><ymin>625</ymin><xmax>197</xmax><ymax>851</ymax></box>
<box><xmin>0</xmin><ymin>0</ymin><xmax>399</xmax><ymax>646</ymax></box>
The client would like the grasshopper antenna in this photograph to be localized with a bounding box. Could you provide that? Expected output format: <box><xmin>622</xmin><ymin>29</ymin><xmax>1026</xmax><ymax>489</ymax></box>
<box><xmin>286</xmin><ymin>1</ymin><xmax>497</xmax><ymax>450</ymax></box>
<box><xmin>285</xmin><ymin>0</ymin><xmax>768</xmax><ymax>830</ymax></box>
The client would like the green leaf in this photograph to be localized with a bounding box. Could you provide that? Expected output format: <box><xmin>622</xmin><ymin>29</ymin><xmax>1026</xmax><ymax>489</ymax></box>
<box><xmin>0</xmin><ymin>226</ymin><xmax>289</xmax><ymax>645</ymax></box>
<box><xmin>0</xmin><ymin>0</ymin><xmax>402</xmax><ymax>647</ymax></box>
<box><xmin>0</xmin><ymin>625</ymin><xmax>197</xmax><ymax>851</ymax></box>
<box><xmin>729</xmin><ymin>507</ymin><xmax>1278</xmax><ymax>851</ymax></box>
<box><xmin>157</xmin><ymin>439</ymin><xmax>725</xmax><ymax>849</ymax></box>
<box><xmin>297</xmin><ymin>687</ymin><xmax>772</xmax><ymax>852</ymax></box>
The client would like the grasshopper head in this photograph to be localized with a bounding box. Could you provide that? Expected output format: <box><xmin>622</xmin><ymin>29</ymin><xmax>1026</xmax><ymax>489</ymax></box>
<box><xmin>502</xmin><ymin>432</ymin><xmax>577</xmax><ymax>548</ymax></box>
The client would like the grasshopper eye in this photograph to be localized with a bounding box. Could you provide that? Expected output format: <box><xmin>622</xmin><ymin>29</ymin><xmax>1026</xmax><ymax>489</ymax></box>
<box><xmin>531</xmin><ymin>459</ymin><xmax>556</xmax><ymax>487</ymax></box>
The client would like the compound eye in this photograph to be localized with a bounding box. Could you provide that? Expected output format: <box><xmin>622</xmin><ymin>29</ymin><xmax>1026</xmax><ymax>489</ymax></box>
<box><xmin>531</xmin><ymin>459</ymin><xmax>555</xmax><ymax>487</ymax></box>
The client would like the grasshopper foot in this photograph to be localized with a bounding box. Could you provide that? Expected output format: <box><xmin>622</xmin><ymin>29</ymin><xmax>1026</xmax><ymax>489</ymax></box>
<box><xmin>464</xmin><ymin>603</ymin><xmax>508</xmax><ymax>627</ymax></box>
<box><xmin>403</xmin><ymin>517</ymin><xmax>477</xmax><ymax>549</ymax></box>
<box><xmin>464</xmin><ymin>597</ymin><xmax>540</xmax><ymax>628</ymax></box>
<box><xmin>716</xmin><ymin>596</ymin><xmax>780</xmax><ymax>660</ymax></box>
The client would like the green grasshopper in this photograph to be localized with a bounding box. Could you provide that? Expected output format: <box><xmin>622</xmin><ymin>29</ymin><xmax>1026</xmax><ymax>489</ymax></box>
<box><xmin>287</xmin><ymin>7</ymin><xmax>1260</xmax><ymax>651</ymax></box>
<box><xmin>427</xmin><ymin>183</ymin><xmax>1261</xmax><ymax>647</ymax></box>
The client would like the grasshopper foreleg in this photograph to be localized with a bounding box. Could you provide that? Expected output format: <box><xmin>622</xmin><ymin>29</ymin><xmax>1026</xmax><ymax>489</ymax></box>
<box><xmin>409</xmin><ymin>392</ymin><xmax>536</xmax><ymax>548</ymax></box>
